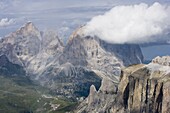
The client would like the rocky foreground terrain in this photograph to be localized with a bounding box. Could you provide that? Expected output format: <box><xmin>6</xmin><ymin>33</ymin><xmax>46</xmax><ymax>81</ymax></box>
<box><xmin>0</xmin><ymin>22</ymin><xmax>143</xmax><ymax>99</ymax></box>
<box><xmin>76</xmin><ymin>56</ymin><xmax>170</xmax><ymax>113</ymax></box>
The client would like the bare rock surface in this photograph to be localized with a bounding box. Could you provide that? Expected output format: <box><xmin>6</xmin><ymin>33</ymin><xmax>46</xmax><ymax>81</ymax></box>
<box><xmin>60</xmin><ymin>27</ymin><xmax>143</xmax><ymax>78</ymax></box>
<box><xmin>0</xmin><ymin>22</ymin><xmax>42</xmax><ymax>66</ymax></box>
<box><xmin>152</xmin><ymin>56</ymin><xmax>170</xmax><ymax>66</ymax></box>
<box><xmin>111</xmin><ymin>58</ymin><xmax>170</xmax><ymax>113</ymax></box>
<box><xmin>76</xmin><ymin>56</ymin><xmax>170</xmax><ymax>113</ymax></box>
<box><xmin>75</xmin><ymin>78</ymin><xmax>117</xmax><ymax>113</ymax></box>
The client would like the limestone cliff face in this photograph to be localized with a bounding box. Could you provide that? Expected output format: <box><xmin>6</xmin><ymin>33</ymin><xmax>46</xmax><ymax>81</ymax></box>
<box><xmin>0</xmin><ymin>22</ymin><xmax>42</xmax><ymax>66</ymax></box>
<box><xmin>76</xmin><ymin>56</ymin><xmax>170</xmax><ymax>113</ymax></box>
<box><xmin>27</xmin><ymin>30</ymin><xmax>64</xmax><ymax>75</ymax></box>
<box><xmin>59</xmin><ymin>27</ymin><xmax>143</xmax><ymax>78</ymax></box>
<box><xmin>111</xmin><ymin>56</ymin><xmax>170</xmax><ymax>113</ymax></box>
<box><xmin>0</xmin><ymin>22</ymin><xmax>64</xmax><ymax>75</ymax></box>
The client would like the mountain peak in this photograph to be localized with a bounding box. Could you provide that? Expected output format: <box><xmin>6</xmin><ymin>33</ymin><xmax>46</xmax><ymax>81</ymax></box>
<box><xmin>67</xmin><ymin>26</ymin><xmax>85</xmax><ymax>44</ymax></box>
<box><xmin>15</xmin><ymin>22</ymin><xmax>39</xmax><ymax>36</ymax></box>
<box><xmin>25</xmin><ymin>21</ymin><xmax>35</xmax><ymax>30</ymax></box>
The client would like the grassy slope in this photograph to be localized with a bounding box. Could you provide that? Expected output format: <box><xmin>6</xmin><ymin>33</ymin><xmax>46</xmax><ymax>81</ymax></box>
<box><xmin>0</xmin><ymin>75</ymin><xmax>77</xmax><ymax>113</ymax></box>
<box><xmin>0</xmin><ymin>55</ymin><xmax>77</xmax><ymax>113</ymax></box>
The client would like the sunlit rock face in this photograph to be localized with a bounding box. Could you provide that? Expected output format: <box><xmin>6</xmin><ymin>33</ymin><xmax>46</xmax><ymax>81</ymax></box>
<box><xmin>111</xmin><ymin>56</ymin><xmax>170</xmax><ymax>113</ymax></box>
<box><xmin>60</xmin><ymin>27</ymin><xmax>143</xmax><ymax>77</ymax></box>
<box><xmin>75</xmin><ymin>56</ymin><xmax>170</xmax><ymax>113</ymax></box>
<box><xmin>75</xmin><ymin>77</ymin><xmax>118</xmax><ymax>113</ymax></box>
<box><xmin>0</xmin><ymin>22</ymin><xmax>64</xmax><ymax>74</ymax></box>
<box><xmin>0</xmin><ymin>22</ymin><xmax>42</xmax><ymax>66</ymax></box>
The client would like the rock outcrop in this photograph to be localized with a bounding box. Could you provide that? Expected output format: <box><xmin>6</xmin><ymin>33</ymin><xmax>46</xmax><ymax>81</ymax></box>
<box><xmin>76</xmin><ymin>56</ymin><xmax>170</xmax><ymax>113</ymax></box>
<box><xmin>75</xmin><ymin>78</ymin><xmax>118</xmax><ymax>113</ymax></box>
<box><xmin>111</xmin><ymin>56</ymin><xmax>170</xmax><ymax>113</ymax></box>
<box><xmin>152</xmin><ymin>56</ymin><xmax>170</xmax><ymax>66</ymax></box>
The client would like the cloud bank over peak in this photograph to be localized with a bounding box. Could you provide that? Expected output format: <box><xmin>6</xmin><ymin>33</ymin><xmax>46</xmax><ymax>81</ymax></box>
<box><xmin>83</xmin><ymin>2</ymin><xmax>170</xmax><ymax>44</ymax></box>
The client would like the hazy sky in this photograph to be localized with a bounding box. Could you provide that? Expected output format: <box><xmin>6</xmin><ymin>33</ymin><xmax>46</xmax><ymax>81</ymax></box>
<box><xmin>0</xmin><ymin>0</ymin><xmax>169</xmax><ymax>38</ymax></box>
<box><xmin>0</xmin><ymin>0</ymin><xmax>169</xmax><ymax>60</ymax></box>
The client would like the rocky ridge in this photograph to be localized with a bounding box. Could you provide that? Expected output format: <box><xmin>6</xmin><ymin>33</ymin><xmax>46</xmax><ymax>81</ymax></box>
<box><xmin>152</xmin><ymin>56</ymin><xmax>170</xmax><ymax>66</ymax></box>
<box><xmin>59</xmin><ymin>27</ymin><xmax>143</xmax><ymax>79</ymax></box>
<box><xmin>0</xmin><ymin>22</ymin><xmax>64</xmax><ymax>74</ymax></box>
<box><xmin>0</xmin><ymin>22</ymin><xmax>144</xmax><ymax>98</ymax></box>
<box><xmin>0</xmin><ymin>22</ymin><xmax>42</xmax><ymax>66</ymax></box>
<box><xmin>76</xmin><ymin>56</ymin><xmax>170</xmax><ymax>113</ymax></box>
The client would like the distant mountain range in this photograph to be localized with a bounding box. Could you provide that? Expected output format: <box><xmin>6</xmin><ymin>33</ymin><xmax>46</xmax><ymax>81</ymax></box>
<box><xmin>0</xmin><ymin>22</ymin><xmax>143</xmax><ymax>99</ymax></box>
<box><xmin>1</xmin><ymin>22</ymin><xmax>169</xmax><ymax>113</ymax></box>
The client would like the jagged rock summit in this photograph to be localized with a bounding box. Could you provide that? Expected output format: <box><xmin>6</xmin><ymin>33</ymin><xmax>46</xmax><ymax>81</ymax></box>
<box><xmin>0</xmin><ymin>22</ymin><xmax>64</xmax><ymax>73</ymax></box>
<box><xmin>60</xmin><ymin>26</ymin><xmax>143</xmax><ymax>77</ymax></box>
<box><xmin>0</xmin><ymin>22</ymin><xmax>42</xmax><ymax>66</ymax></box>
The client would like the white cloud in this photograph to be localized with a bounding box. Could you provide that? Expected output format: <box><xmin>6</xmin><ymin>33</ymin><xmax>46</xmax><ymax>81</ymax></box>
<box><xmin>83</xmin><ymin>2</ymin><xmax>170</xmax><ymax>44</ymax></box>
<box><xmin>0</xmin><ymin>18</ymin><xmax>16</xmax><ymax>27</ymax></box>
